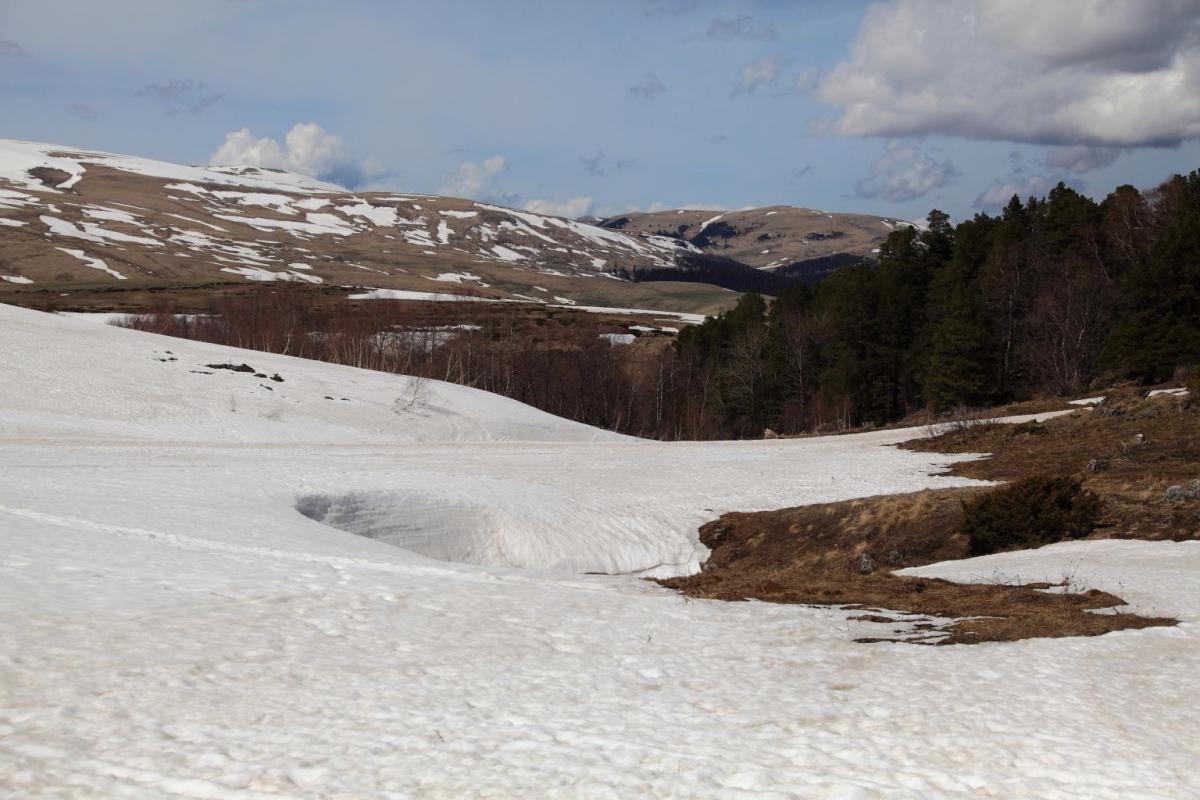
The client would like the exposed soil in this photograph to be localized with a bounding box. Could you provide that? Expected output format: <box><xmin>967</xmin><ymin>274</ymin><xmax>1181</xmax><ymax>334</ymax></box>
<box><xmin>658</xmin><ymin>392</ymin><xmax>1195</xmax><ymax>644</ymax></box>
<box><xmin>657</xmin><ymin>490</ymin><xmax>1174</xmax><ymax>644</ymax></box>
<box><xmin>904</xmin><ymin>390</ymin><xmax>1200</xmax><ymax>542</ymax></box>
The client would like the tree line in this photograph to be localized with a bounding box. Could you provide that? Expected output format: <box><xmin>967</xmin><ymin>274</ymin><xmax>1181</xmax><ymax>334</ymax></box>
<box><xmin>117</xmin><ymin>168</ymin><xmax>1199</xmax><ymax>440</ymax></box>
<box><xmin>670</xmin><ymin>170</ymin><xmax>1200</xmax><ymax>437</ymax></box>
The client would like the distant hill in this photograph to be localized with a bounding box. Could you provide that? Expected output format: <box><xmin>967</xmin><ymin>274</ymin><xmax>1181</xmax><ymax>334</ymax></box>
<box><xmin>600</xmin><ymin>205</ymin><xmax>919</xmax><ymax>274</ymax></box>
<box><xmin>0</xmin><ymin>139</ymin><xmax>733</xmax><ymax>314</ymax></box>
<box><xmin>0</xmin><ymin>139</ymin><xmax>918</xmax><ymax>310</ymax></box>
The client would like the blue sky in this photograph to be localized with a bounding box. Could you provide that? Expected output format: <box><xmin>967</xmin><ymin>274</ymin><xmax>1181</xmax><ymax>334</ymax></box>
<box><xmin>2</xmin><ymin>0</ymin><xmax>1198</xmax><ymax>220</ymax></box>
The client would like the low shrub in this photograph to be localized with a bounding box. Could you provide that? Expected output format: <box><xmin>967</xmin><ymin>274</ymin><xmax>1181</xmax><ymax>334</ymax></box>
<box><xmin>963</xmin><ymin>476</ymin><xmax>1101</xmax><ymax>556</ymax></box>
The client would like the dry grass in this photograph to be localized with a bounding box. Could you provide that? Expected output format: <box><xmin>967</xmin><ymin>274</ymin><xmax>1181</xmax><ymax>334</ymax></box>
<box><xmin>656</xmin><ymin>490</ymin><xmax>1176</xmax><ymax>644</ymax></box>
<box><xmin>657</xmin><ymin>393</ymin><xmax>1197</xmax><ymax>644</ymax></box>
<box><xmin>904</xmin><ymin>390</ymin><xmax>1200</xmax><ymax>542</ymax></box>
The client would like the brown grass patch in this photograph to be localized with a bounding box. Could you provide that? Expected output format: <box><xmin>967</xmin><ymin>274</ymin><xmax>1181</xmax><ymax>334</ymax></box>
<box><xmin>904</xmin><ymin>391</ymin><xmax>1200</xmax><ymax>542</ymax></box>
<box><xmin>656</xmin><ymin>490</ymin><xmax>1176</xmax><ymax>644</ymax></box>
<box><xmin>657</xmin><ymin>392</ymin><xmax>1195</xmax><ymax>644</ymax></box>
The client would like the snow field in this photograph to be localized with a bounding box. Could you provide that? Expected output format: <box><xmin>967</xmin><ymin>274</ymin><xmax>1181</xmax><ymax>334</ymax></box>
<box><xmin>1</xmin><ymin>304</ymin><xmax>1198</xmax><ymax>798</ymax></box>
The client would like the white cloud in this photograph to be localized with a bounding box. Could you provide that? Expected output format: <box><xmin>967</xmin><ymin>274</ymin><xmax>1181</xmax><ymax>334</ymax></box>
<box><xmin>439</xmin><ymin>155</ymin><xmax>509</xmax><ymax>200</ymax></box>
<box><xmin>523</xmin><ymin>197</ymin><xmax>594</xmax><ymax>219</ymax></box>
<box><xmin>736</xmin><ymin>58</ymin><xmax>781</xmax><ymax>95</ymax></box>
<box><xmin>1044</xmin><ymin>144</ymin><xmax>1123</xmax><ymax>173</ymax></box>
<box><xmin>818</xmin><ymin>0</ymin><xmax>1200</xmax><ymax>147</ymax></box>
<box><xmin>210</xmin><ymin>122</ymin><xmax>383</xmax><ymax>188</ymax></box>
<box><xmin>212</xmin><ymin>129</ymin><xmax>286</xmax><ymax>169</ymax></box>
<box><xmin>853</xmin><ymin>141</ymin><xmax>959</xmax><ymax>202</ymax></box>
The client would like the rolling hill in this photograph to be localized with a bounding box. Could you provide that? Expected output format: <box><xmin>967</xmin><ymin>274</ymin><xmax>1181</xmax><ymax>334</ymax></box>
<box><xmin>1</xmin><ymin>139</ymin><xmax>913</xmax><ymax>312</ymax></box>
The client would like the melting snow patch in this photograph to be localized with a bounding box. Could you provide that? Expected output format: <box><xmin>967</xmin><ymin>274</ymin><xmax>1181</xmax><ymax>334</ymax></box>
<box><xmin>491</xmin><ymin>245</ymin><xmax>526</xmax><ymax>262</ymax></box>
<box><xmin>163</xmin><ymin>213</ymin><xmax>226</xmax><ymax>232</ymax></box>
<box><xmin>347</xmin><ymin>288</ymin><xmax>498</xmax><ymax>303</ymax></box>
<box><xmin>214</xmin><ymin>213</ymin><xmax>356</xmax><ymax>237</ymax></box>
<box><xmin>336</xmin><ymin>201</ymin><xmax>398</xmax><ymax>227</ymax></box>
<box><xmin>427</xmin><ymin>272</ymin><xmax>482</xmax><ymax>284</ymax></box>
<box><xmin>82</xmin><ymin>206</ymin><xmax>140</xmax><ymax>225</ymax></box>
<box><xmin>41</xmin><ymin>215</ymin><xmax>160</xmax><ymax>247</ymax></box>
<box><xmin>55</xmin><ymin>247</ymin><xmax>127</xmax><ymax>280</ymax></box>
<box><xmin>220</xmin><ymin>267</ymin><xmax>323</xmax><ymax>284</ymax></box>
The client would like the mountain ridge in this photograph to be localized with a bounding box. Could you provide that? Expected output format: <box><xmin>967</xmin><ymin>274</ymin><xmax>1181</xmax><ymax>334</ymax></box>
<box><xmin>1</xmin><ymin>139</ymin><xmax>899</xmax><ymax>311</ymax></box>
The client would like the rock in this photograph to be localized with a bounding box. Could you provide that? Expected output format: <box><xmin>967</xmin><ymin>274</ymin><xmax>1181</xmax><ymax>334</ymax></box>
<box><xmin>1085</xmin><ymin>458</ymin><xmax>1109</xmax><ymax>473</ymax></box>
<box><xmin>1134</xmin><ymin>433</ymin><xmax>1147</xmax><ymax>445</ymax></box>
<box><xmin>856</xmin><ymin>553</ymin><xmax>876</xmax><ymax>575</ymax></box>
<box><xmin>706</xmin><ymin>523</ymin><xmax>731</xmax><ymax>544</ymax></box>
<box><xmin>763</xmin><ymin>428</ymin><xmax>780</xmax><ymax>440</ymax></box>
<box><xmin>1164</xmin><ymin>485</ymin><xmax>1190</xmax><ymax>505</ymax></box>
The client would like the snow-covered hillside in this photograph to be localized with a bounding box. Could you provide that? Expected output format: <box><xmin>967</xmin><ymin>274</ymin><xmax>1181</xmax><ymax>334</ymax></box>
<box><xmin>2</xmin><ymin>305</ymin><xmax>1198</xmax><ymax>797</ymax></box>
<box><xmin>0</xmin><ymin>139</ymin><xmax>698</xmax><ymax>306</ymax></box>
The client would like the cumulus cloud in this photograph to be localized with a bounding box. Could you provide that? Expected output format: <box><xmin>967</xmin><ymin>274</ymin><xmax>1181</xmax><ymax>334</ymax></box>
<box><xmin>210</xmin><ymin>122</ymin><xmax>384</xmax><ymax>189</ymax></box>
<box><xmin>736</xmin><ymin>57</ymin><xmax>781</xmax><ymax>95</ymax></box>
<box><xmin>1044</xmin><ymin>144</ymin><xmax>1123</xmax><ymax>173</ymax></box>
<box><xmin>580</xmin><ymin>151</ymin><xmax>634</xmax><ymax>176</ymax></box>
<box><xmin>524</xmin><ymin>197</ymin><xmax>594</xmax><ymax>219</ymax></box>
<box><xmin>0</xmin><ymin>39</ymin><xmax>28</xmax><ymax>58</ymax></box>
<box><xmin>854</xmin><ymin>142</ymin><xmax>959</xmax><ymax>202</ymax></box>
<box><xmin>817</xmin><ymin>0</ymin><xmax>1200</xmax><ymax>147</ymax></box>
<box><xmin>439</xmin><ymin>155</ymin><xmax>511</xmax><ymax>201</ymax></box>
<box><xmin>137</xmin><ymin>79</ymin><xmax>222</xmax><ymax>115</ymax></box>
<box><xmin>628</xmin><ymin>74</ymin><xmax>669</xmax><ymax>98</ymax></box>
<box><xmin>705</xmin><ymin>15</ymin><xmax>777</xmax><ymax>42</ymax></box>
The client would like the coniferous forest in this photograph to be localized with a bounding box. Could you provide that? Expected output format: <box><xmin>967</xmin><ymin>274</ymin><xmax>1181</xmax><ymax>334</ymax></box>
<box><xmin>668</xmin><ymin>170</ymin><xmax>1200</xmax><ymax>437</ymax></box>
<box><xmin>120</xmin><ymin>170</ymin><xmax>1200</xmax><ymax>441</ymax></box>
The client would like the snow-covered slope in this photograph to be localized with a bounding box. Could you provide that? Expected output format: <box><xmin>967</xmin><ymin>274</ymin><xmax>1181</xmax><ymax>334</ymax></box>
<box><xmin>0</xmin><ymin>139</ymin><xmax>709</xmax><ymax>308</ymax></box>
<box><xmin>0</xmin><ymin>303</ymin><xmax>616</xmax><ymax>446</ymax></box>
<box><xmin>2</xmin><ymin>305</ymin><xmax>1198</xmax><ymax>798</ymax></box>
